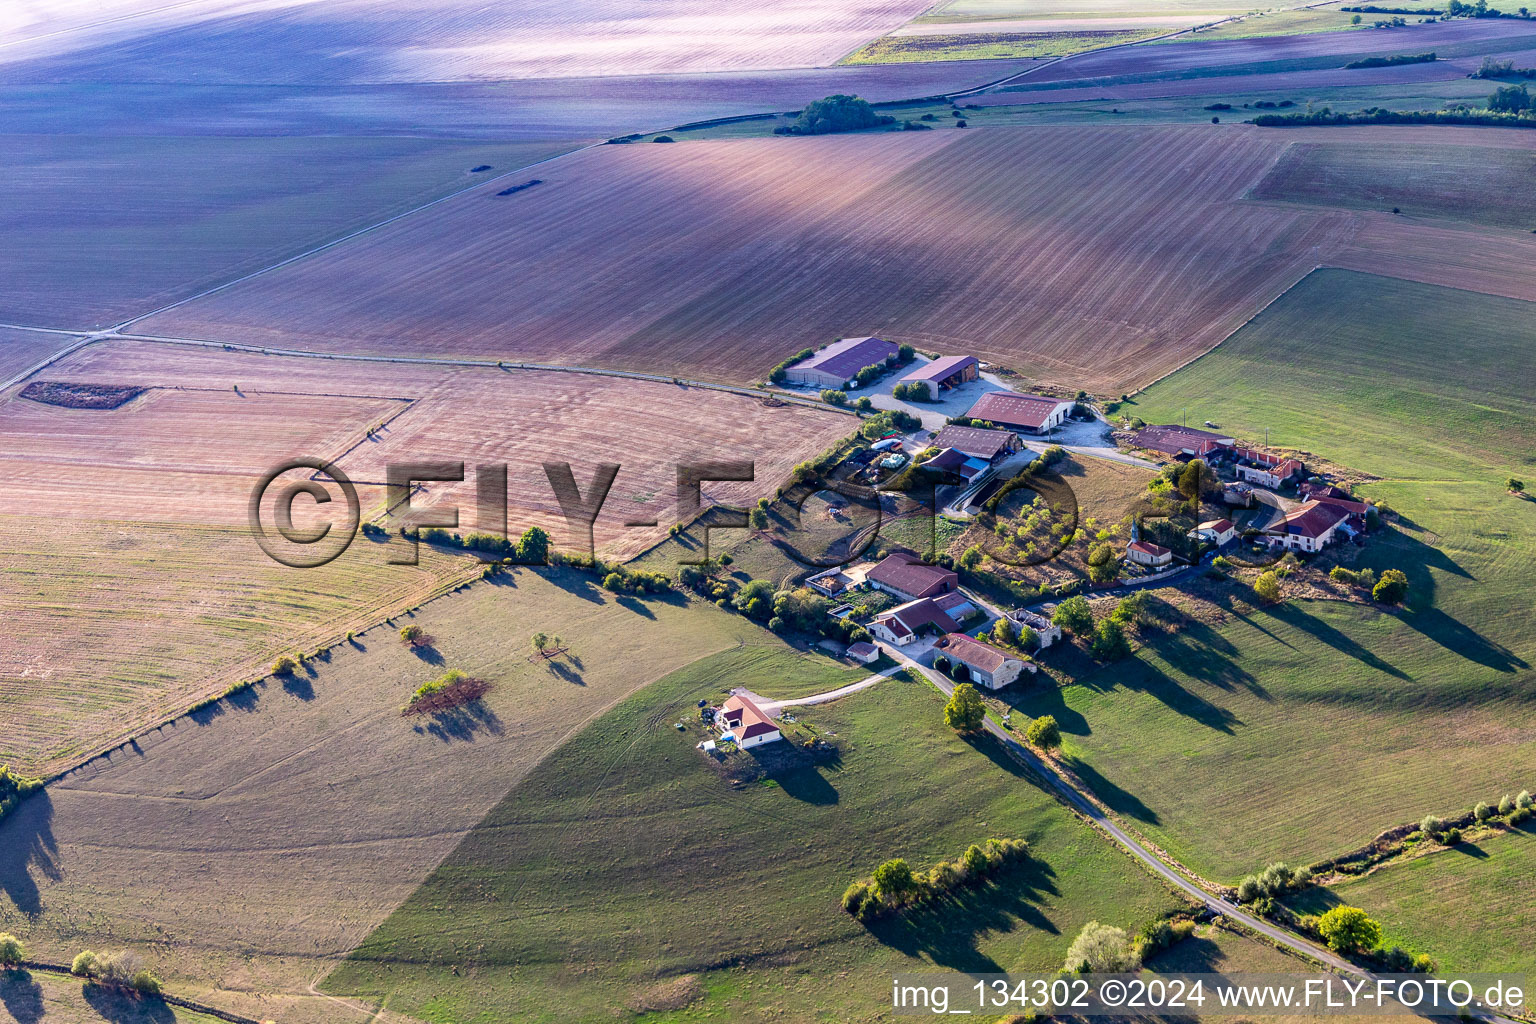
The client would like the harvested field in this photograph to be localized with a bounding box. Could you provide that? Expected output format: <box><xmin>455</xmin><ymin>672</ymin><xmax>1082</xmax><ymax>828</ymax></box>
<box><xmin>0</xmin><ymin>59</ymin><xmax>1048</xmax><ymax>141</ymax></box>
<box><xmin>894</xmin><ymin>15</ymin><xmax>1213</xmax><ymax>35</ymax></box>
<box><xmin>0</xmin><ymin>134</ymin><xmax>573</xmax><ymax>329</ymax></box>
<box><xmin>141</xmin><ymin>126</ymin><xmax>1361</xmax><ymax>393</ymax></box>
<box><xmin>0</xmin><ymin>327</ymin><xmax>81</xmax><ymax>387</ymax></box>
<box><xmin>0</xmin><ymin>572</ymin><xmax>766</xmax><ymax>1024</ymax></box>
<box><xmin>2</xmin><ymin>969</ymin><xmax>229</xmax><ymax>1023</ymax></box>
<box><xmin>1337</xmin><ymin>209</ymin><xmax>1536</xmax><ymax>301</ymax></box>
<box><xmin>0</xmin><ymin>339</ymin><xmax>852</xmax><ymax>774</ymax></box>
<box><xmin>1253</xmin><ymin>140</ymin><xmax>1536</xmax><ymax>230</ymax></box>
<box><xmin>843</xmin><ymin>27</ymin><xmax>1166</xmax><ymax>62</ymax></box>
<box><xmin>0</xmin><ymin>0</ymin><xmax>932</xmax><ymax>83</ymax></box>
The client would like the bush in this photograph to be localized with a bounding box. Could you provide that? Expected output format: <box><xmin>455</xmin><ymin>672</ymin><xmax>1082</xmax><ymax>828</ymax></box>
<box><xmin>71</xmin><ymin>950</ymin><xmax>98</xmax><ymax>976</ymax></box>
<box><xmin>515</xmin><ymin>525</ymin><xmax>551</xmax><ymax>564</ymax></box>
<box><xmin>271</xmin><ymin>655</ymin><xmax>297</xmax><ymax>675</ymax></box>
<box><xmin>820</xmin><ymin>389</ymin><xmax>848</xmax><ymax>406</ymax></box>
<box><xmin>1317</xmin><ymin>906</ymin><xmax>1383</xmax><ymax>955</ymax></box>
<box><xmin>1025</xmin><ymin>715</ymin><xmax>1061</xmax><ymax>749</ymax></box>
<box><xmin>1254</xmin><ymin>570</ymin><xmax>1282</xmax><ymax>603</ymax></box>
<box><xmin>776</xmin><ymin>94</ymin><xmax>896</xmax><ymax>136</ymax></box>
<box><xmin>1052</xmin><ymin>595</ymin><xmax>1094</xmax><ymax>636</ymax></box>
<box><xmin>1372</xmin><ymin>568</ymin><xmax>1409</xmax><ymax>604</ymax></box>
<box><xmin>1519</xmin><ymin>789</ymin><xmax>1533</xmax><ymax>809</ymax></box>
<box><xmin>400</xmin><ymin>623</ymin><xmax>423</xmax><ymax>645</ymax></box>
<box><xmin>855</xmin><ymin>396</ymin><xmax>873</xmax><ymax>412</ymax></box>
<box><xmin>1064</xmin><ymin>922</ymin><xmax>1140</xmax><ymax>973</ymax></box>
<box><xmin>0</xmin><ymin>933</ymin><xmax>24</xmax><ymax>966</ymax></box>
<box><xmin>872</xmin><ymin>858</ymin><xmax>918</xmax><ymax>901</ymax></box>
<box><xmin>1444</xmin><ymin>827</ymin><xmax>1462</xmax><ymax>844</ymax></box>
<box><xmin>1091</xmin><ymin>618</ymin><xmax>1132</xmax><ymax>661</ymax></box>
<box><xmin>842</xmin><ymin>880</ymin><xmax>872</xmax><ymax>914</ymax></box>
<box><xmin>1474</xmin><ymin>801</ymin><xmax>1493</xmax><ymax>821</ymax></box>
<box><xmin>1499</xmin><ymin>793</ymin><xmax>1515</xmax><ymax>815</ymax></box>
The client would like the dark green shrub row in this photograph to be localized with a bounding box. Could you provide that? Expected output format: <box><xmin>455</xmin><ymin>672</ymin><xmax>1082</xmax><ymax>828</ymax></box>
<box><xmin>842</xmin><ymin>838</ymin><xmax>1030</xmax><ymax>922</ymax></box>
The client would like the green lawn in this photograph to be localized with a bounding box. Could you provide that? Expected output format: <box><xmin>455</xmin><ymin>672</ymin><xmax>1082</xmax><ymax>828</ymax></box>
<box><xmin>323</xmin><ymin>647</ymin><xmax>1184</xmax><ymax>1023</ymax></box>
<box><xmin>1011</xmin><ymin>269</ymin><xmax>1536</xmax><ymax>898</ymax></box>
<box><xmin>1289</xmin><ymin>826</ymin><xmax>1536</xmax><ymax>972</ymax></box>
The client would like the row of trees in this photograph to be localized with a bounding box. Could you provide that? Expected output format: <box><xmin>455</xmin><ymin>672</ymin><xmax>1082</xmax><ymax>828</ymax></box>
<box><xmin>891</xmin><ymin>381</ymin><xmax>931</xmax><ymax>402</ymax></box>
<box><xmin>1328</xmin><ymin>565</ymin><xmax>1409</xmax><ymax>603</ymax></box>
<box><xmin>1048</xmin><ymin>592</ymin><xmax>1144</xmax><ymax>662</ymax></box>
<box><xmin>842</xmin><ymin>838</ymin><xmax>1030</xmax><ymax>922</ymax></box>
<box><xmin>1061</xmin><ymin>917</ymin><xmax>1195</xmax><ymax>973</ymax></box>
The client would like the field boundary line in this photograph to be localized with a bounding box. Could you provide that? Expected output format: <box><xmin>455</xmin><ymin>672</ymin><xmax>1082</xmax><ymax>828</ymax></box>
<box><xmin>14</xmin><ymin>960</ymin><xmax>265</xmax><ymax>1024</ymax></box>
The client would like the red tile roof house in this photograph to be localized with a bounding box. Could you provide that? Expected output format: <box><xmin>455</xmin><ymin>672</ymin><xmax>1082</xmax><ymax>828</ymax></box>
<box><xmin>870</xmin><ymin>597</ymin><xmax>962</xmax><ymax>646</ymax></box>
<box><xmin>1125</xmin><ymin>540</ymin><xmax>1174</xmax><ymax>567</ymax></box>
<box><xmin>865</xmin><ymin>552</ymin><xmax>958</xmax><ymax>601</ymax></box>
<box><xmin>931</xmin><ymin>424</ymin><xmax>1020</xmax><ymax>462</ymax></box>
<box><xmin>933</xmin><ymin>633</ymin><xmax>1030</xmax><ymax>690</ymax></box>
<box><xmin>846</xmin><ymin>641</ymin><xmax>880</xmax><ymax>664</ymax></box>
<box><xmin>1299</xmin><ymin>484</ymin><xmax>1371</xmax><ymax>528</ymax></box>
<box><xmin>963</xmin><ymin>391</ymin><xmax>1075</xmax><ymax>435</ymax></box>
<box><xmin>781</xmin><ymin>336</ymin><xmax>899</xmax><ymax>389</ymax></box>
<box><xmin>1263</xmin><ymin>500</ymin><xmax>1350</xmax><ymax>553</ymax></box>
<box><xmin>717</xmin><ymin>693</ymin><xmax>784</xmax><ymax>750</ymax></box>
<box><xmin>899</xmin><ymin>355</ymin><xmax>979</xmax><ymax>391</ymax></box>
<box><xmin>1189</xmin><ymin>518</ymin><xmax>1237</xmax><ymax>546</ymax></box>
<box><xmin>1232</xmin><ymin>448</ymin><xmax>1305</xmax><ymax>489</ymax></box>
<box><xmin>1131</xmin><ymin>424</ymin><xmax>1235</xmax><ymax>458</ymax></box>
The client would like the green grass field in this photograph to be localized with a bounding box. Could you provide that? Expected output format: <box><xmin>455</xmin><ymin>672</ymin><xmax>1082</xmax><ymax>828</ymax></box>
<box><xmin>1289</xmin><ymin>826</ymin><xmax>1536</xmax><ymax>972</ymax></box>
<box><xmin>323</xmin><ymin>647</ymin><xmax>1184</xmax><ymax>1023</ymax></box>
<box><xmin>842</xmin><ymin>28</ymin><xmax>1165</xmax><ymax>63</ymax></box>
<box><xmin>1010</xmin><ymin>270</ymin><xmax>1536</xmax><ymax>897</ymax></box>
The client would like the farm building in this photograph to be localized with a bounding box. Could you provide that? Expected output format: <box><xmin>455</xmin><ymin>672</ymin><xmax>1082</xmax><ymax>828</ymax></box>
<box><xmin>899</xmin><ymin>355</ymin><xmax>979</xmax><ymax>391</ymax></box>
<box><xmin>782</xmin><ymin>336</ymin><xmax>898</xmax><ymax>388</ymax></box>
<box><xmin>919</xmin><ymin>446</ymin><xmax>994</xmax><ymax>485</ymax></box>
<box><xmin>1007</xmin><ymin>608</ymin><xmax>1062</xmax><ymax>649</ymax></box>
<box><xmin>930</xmin><ymin>424</ymin><xmax>1020</xmax><ymax>462</ymax></box>
<box><xmin>846</xmin><ymin>641</ymin><xmax>879</xmax><ymax>664</ymax></box>
<box><xmin>1300</xmin><ymin>484</ymin><xmax>1371</xmax><ymax>528</ymax></box>
<box><xmin>870</xmin><ymin>596</ymin><xmax>962</xmax><ymax>646</ymax></box>
<box><xmin>1126</xmin><ymin>540</ymin><xmax>1174</xmax><ymax>567</ymax></box>
<box><xmin>1131</xmin><ymin>424</ymin><xmax>1235</xmax><ymax>458</ymax></box>
<box><xmin>1223</xmin><ymin>481</ymin><xmax>1254</xmax><ymax>507</ymax></box>
<box><xmin>1233</xmin><ymin>448</ymin><xmax>1305</xmax><ymax>488</ymax></box>
<box><xmin>933</xmin><ymin>633</ymin><xmax>1029</xmax><ymax>690</ymax></box>
<box><xmin>964</xmin><ymin>391</ymin><xmax>1074</xmax><ymax>434</ymax></box>
<box><xmin>865</xmin><ymin>551</ymin><xmax>958</xmax><ymax>601</ymax></box>
<box><xmin>1189</xmin><ymin>518</ymin><xmax>1237</xmax><ymax>546</ymax></box>
<box><xmin>1263</xmin><ymin>500</ymin><xmax>1350</xmax><ymax>553</ymax></box>
<box><xmin>717</xmin><ymin>693</ymin><xmax>783</xmax><ymax>749</ymax></box>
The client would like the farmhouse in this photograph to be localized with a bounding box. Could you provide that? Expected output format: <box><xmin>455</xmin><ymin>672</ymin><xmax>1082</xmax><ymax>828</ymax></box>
<box><xmin>1232</xmin><ymin>447</ymin><xmax>1305</xmax><ymax>488</ymax></box>
<box><xmin>1300</xmin><ymin>483</ymin><xmax>1371</xmax><ymax>528</ymax></box>
<box><xmin>1223</xmin><ymin>481</ymin><xmax>1254</xmax><ymax>507</ymax></box>
<box><xmin>1262</xmin><ymin>500</ymin><xmax>1350</xmax><ymax>553</ymax></box>
<box><xmin>1189</xmin><ymin>518</ymin><xmax>1237</xmax><ymax>546</ymax></box>
<box><xmin>846</xmin><ymin>641</ymin><xmax>879</xmax><ymax>664</ymax></box>
<box><xmin>866</xmin><ymin>551</ymin><xmax>958</xmax><ymax>601</ymax></box>
<box><xmin>717</xmin><ymin>693</ymin><xmax>784</xmax><ymax>749</ymax></box>
<box><xmin>1126</xmin><ymin>540</ymin><xmax>1174</xmax><ymax>567</ymax></box>
<box><xmin>1132</xmin><ymin>424</ymin><xmax>1235</xmax><ymax>458</ymax></box>
<box><xmin>870</xmin><ymin>596</ymin><xmax>962</xmax><ymax>645</ymax></box>
<box><xmin>963</xmin><ymin>391</ymin><xmax>1075</xmax><ymax>435</ymax></box>
<box><xmin>782</xmin><ymin>336</ymin><xmax>899</xmax><ymax>389</ymax></box>
<box><xmin>933</xmin><ymin>633</ymin><xmax>1029</xmax><ymax>690</ymax></box>
<box><xmin>1007</xmin><ymin>608</ymin><xmax>1062</xmax><ymax>649</ymax></box>
<box><xmin>931</xmin><ymin>424</ymin><xmax>1020</xmax><ymax>462</ymax></box>
<box><xmin>900</xmin><ymin>354</ymin><xmax>979</xmax><ymax>392</ymax></box>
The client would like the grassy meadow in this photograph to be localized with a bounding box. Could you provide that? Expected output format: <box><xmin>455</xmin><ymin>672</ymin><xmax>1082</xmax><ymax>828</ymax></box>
<box><xmin>323</xmin><ymin>647</ymin><xmax>1185</xmax><ymax>1023</ymax></box>
<box><xmin>1010</xmin><ymin>269</ymin><xmax>1536</xmax><ymax>895</ymax></box>
<box><xmin>842</xmin><ymin>28</ymin><xmax>1165</xmax><ymax>63</ymax></box>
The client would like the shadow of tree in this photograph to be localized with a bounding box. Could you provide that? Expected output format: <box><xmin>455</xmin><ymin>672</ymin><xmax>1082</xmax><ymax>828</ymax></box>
<box><xmin>421</xmin><ymin>700</ymin><xmax>505</xmax><ymax>743</ymax></box>
<box><xmin>0</xmin><ymin>791</ymin><xmax>58</xmax><ymax>917</ymax></box>
<box><xmin>1064</xmin><ymin>756</ymin><xmax>1162</xmax><ymax>825</ymax></box>
<box><xmin>281</xmin><ymin>674</ymin><xmax>315</xmax><ymax>701</ymax></box>
<box><xmin>615</xmin><ymin>595</ymin><xmax>656</xmax><ymax>619</ymax></box>
<box><xmin>0</xmin><ymin>969</ymin><xmax>43</xmax><ymax>1024</ymax></box>
<box><xmin>866</xmin><ymin>857</ymin><xmax>1063</xmax><ymax>972</ymax></box>
<box><xmin>410</xmin><ymin>643</ymin><xmax>446</xmax><ymax>667</ymax></box>
<box><xmin>1392</xmin><ymin>607</ymin><xmax>1528</xmax><ymax>674</ymax></box>
<box><xmin>82</xmin><ymin>983</ymin><xmax>176</xmax><ymax>1023</ymax></box>
<box><xmin>188</xmin><ymin>680</ymin><xmax>262</xmax><ymax>726</ymax></box>
<box><xmin>547</xmin><ymin>660</ymin><xmax>586</xmax><ymax>686</ymax></box>
<box><xmin>1266</xmin><ymin>603</ymin><xmax>1411</xmax><ymax>681</ymax></box>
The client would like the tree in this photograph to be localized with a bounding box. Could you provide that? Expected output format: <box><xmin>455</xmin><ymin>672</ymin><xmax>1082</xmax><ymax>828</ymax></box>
<box><xmin>1253</xmin><ymin>570</ymin><xmax>1282</xmax><ymax>603</ymax></box>
<box><xmin>71</xmin><ymin>950</ymin><xmax>98</xmax><ymax>976</ymax></box>
<box><xmin>1025</xmin><ymin>714</ymin><xmax>1061</xmax><ymax>749</ymax></box>
<box><xmin>1372</xmin><ymin>568</ymin><xmax>1409</xmax><ymax>605</ymax></box>
<box><xmin>776</xmin><ymin>94</ymin><xmax>895</xmax><ymax>136</ymax></box>
<box><xmin>855</xmin><ymin>396</ymin><xmax>873</xmax><ymax>412</ymax></box>
<box><xmin>1087</xmin><ymin>542</ymin><xmax>1120</xmax><ymax>583</ymax></box>
<box><xmin>1419</xmin><ymin>814</ymin><xmax>1444</xmax><ymax>836</ymax></box>
<box><xmin>944</xmin><ymin>682</ymin><xmax>986</xmax><ymax>733</ymax></box>
<box><xmin>1018</xmin><ymin>624</ymin><xmax>1040</xmax><ymax>651</ymax></box>
<box><xmin>1064</xmin><ymin>921</ymin><xmax>1140</xmax><ymax>973</ymax></box>
<box><xmin>515</xmin><ymin>525</ymin><xmax>550</xmax><ymax>564</ymax></box>
<box><xmin>1091</xmin><ymin>619</ymin><xmax>1132</xmax><ymax>661</ymax></box>
<box><xmin>748</xmin><ymin>507</ymin><xmax>769</xmax><ymax>530</ymax></box>
<box><xmin>1316</xmin><ymin>906</ymin><xmax>1382</xmax><ymax>955</ymax></box>
<box><xmin>991</xmin><ymin>616</ymin><xmax>1018</xmax><ymax>648</ymax></box>
<box><xmin>531</xmin><ymin>631</ymin><xmax>549</xmax><ymax>654</ymax></box>
<box><xmin>821</xmin><ymin>389</ymin><xmax>848</xmax><ymax>406</ymax></box>
<box><xmin>872</xmin><ymin>858</ymin><xmax>918</xmax><ymax>901</ymax></box>
<box><xmin>1489</xmin><ymin>82</ymin><xmax>1532</xmax><ymax>112</ymax></box>
<box><xmin>1508</xmin><ymin>477</ymin><xmax>1526</xmax><ymax>494</ymax></box>
<box><xmin>958</xmin><ymin>544</ymin><xmax>983</xmax><ymax>570</ymax></box>
<box><xmin>1052</xmin><ymin>595</ymin><xmax>1094</xmax><ymax>636</ymax></box>
<box><xmin>400</xmin><ymin>623</ymin><xmax>423</xmax><ymax>645</ymax></box>
<box><xmin>1178</xmin><ymin>459</ymin><xmax>1211</xmax><ymax>505</ymax></box>
<box><xmin>733</xmin><ymin>579</ymin><xmax>775</xmax><ymax>620</ymax></box>
<box><xmin>271</xmin><ymin>655</ymin><xmax>296</xmax><ymax>675</ymax></box>
<box><xmin>0</xmin><ymin>933</ymin><xmax>23</xmax><ymax>967</ymax></box>
<box><xmin>1474</xmin><ymin>801</ymin><xmax>1493</xmax><ymax>821</ymax></box>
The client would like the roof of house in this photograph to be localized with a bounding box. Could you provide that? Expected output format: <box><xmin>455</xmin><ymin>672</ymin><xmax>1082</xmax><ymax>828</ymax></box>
<box><xmin>1128</xmin><ymin>540</ymin><xmax>1172</xmax><ymax>557</ymax></box>
<box><xmin>1300</xmin><ymin>483</ymin><xmax>1353</xmax><ymax>500</ymax></box>
<box><xmin>877</xmin><ymin>597</ymin><xmax>961</xmax><ymax>638</ymax></box>
<box><xmin>934</xmin><ymin>632</ymin><xmax>1018</xmax><ymax>675</ymax></box>
<box><xmin>792</xmin><ymin>336</ymin><xmax>898</xmax><ymax>379</ymax></box>
<box><xmin>921</xmin><ymin>447</ymin><xmax>990</xmax><ymax>481</ymax></box>
<box><xmin>931</xmin><ymin>424</ymin><xmax>1015</xmax><ymax>461</ymax></box>
<box><xmin>1233</xmin><ymin>447</ymin><xmax>1304</xmax><ymax>478</ymax></box>
<box><xmin>1311</xmin><ymin>494</ymin><xmax>1371</xmax><ymax>516</ymax></box>
<box><xmin>866</xmin><ymin>551</ymin><xmax>957</xmax><ymax>598</ymax></box>
<box><xmin>901</xmin><ymin>355</ymin><xmax>978</xmax><ymax>385</ymax></box>
<box><xmin>931</xmin><ymin>591</ymin><xmax>975</xmax><ymax>615</ymax></box>
<box><xmin>1199</xmin><ymin>518</ymin><xmax>1235</xmax><ymax>533</ymax></box>
<box><xmin>964</xmin><ymin>391</ymin><xmax>1071</xmax><ymax>430</ymax></box>
<box><xmin>1266</xmin><ymin>500</ymin><xmax>1350</xmax><ymax>539</ymax></box>
<box><xmin>1132</xmin><ymin>424</ymin><xmax>1235</xmax><ymax>456</ymax></box>
<box><xmin>720</xmin><ymin>693</ymin><xmax>780</xmax><ymax>740</ymax></box>
<box><xmin>847</xmin><ymin>641</ymin><xmax>878</xmax><ymax>658</ymax></box>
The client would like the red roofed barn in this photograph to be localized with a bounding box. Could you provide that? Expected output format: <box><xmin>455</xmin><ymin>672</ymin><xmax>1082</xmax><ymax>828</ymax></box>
<box><xmin>866</xmin><ymin>552</ymin><xmax>958</xmax><ymax>601</ymax></box>
<box><xmin>963</xmin><ymin>391</ymin><xmax>1075</xmax><ymax>435</ymax></box>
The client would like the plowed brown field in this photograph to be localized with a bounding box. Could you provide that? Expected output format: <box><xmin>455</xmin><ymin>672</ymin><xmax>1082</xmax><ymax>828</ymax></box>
<box><xmin>0</xmin><ymin>340</ymin><xmax>851</xmax><ymax>776</ymax></box>
<box><xmin>140</xmin><ymin>125</ymin><xmax>1365</xmax><ymax>392</ymax></box>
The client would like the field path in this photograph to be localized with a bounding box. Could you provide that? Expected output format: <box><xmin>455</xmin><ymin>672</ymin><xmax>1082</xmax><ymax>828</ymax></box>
<box><xmin>753</xmin><ymin>661</ymin><xmax>906</xmax><ymax>711</ymax></box>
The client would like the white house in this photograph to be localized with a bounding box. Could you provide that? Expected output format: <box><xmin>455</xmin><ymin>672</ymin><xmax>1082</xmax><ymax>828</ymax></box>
<box><xmin>717</xmin><ymin>693</ymin><xmax>783</xmax><ymax>749</ymax></box>
<box><xmin>870</xmin><ymin>597</ymin><xmax>961</xmax><ymax>646</ymax></box>
<box><xmin>1262</xmin><ymin>500</ymin><xmax>1349</xmax><ymax>553</ymax></box>
<box><xmin>1232</xmin><ymin>448</ymin><xmax>1305</xmax><ymax>489</ymax></box>
<box><xmin>1189</xmin><ymin>518</ymin><xmax>1237</xmax><ymax>547</ymax></box>
<box><xmin>933</xmin><ymin>633</ymin><xmax>1030</xmax><ymax>690</ymax></box>
<box><xmin>846</xmin><ymin>641</ymin><xmax>879</xmax><ymax>664</ymax></box>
